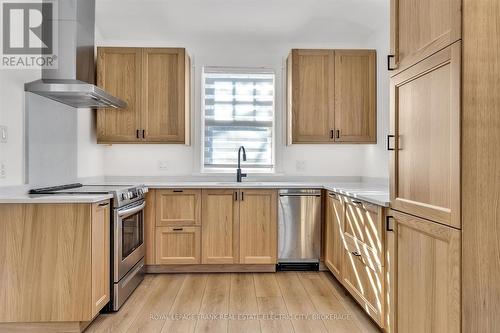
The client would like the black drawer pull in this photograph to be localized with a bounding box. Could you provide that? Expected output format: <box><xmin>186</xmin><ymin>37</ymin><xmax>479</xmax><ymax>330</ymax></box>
<box><xmin>173</xmin><ymin>190</ymin><xmax>184</xmax><ymax>193</ymax></box>
<box><xmin>351</xmin><ymin>251</ymin><xmax>361</xmax><ymax>257</ymax></box>
<box><xmin>387</xmin><ymin>54</ymin><xmax>396</xmax><ymax>71</ymax></box>
<box><xmin>328</xmin><ymin>192</ymin><xmax>337</xmax><ymax>198</ymax></box>
<box><xmin>173</xmin><ymin>228</ymin><xmax>184</xmax><ymax>231</ymax></box>
<box><xmin>387</xmin><ymin>134</ymin><xmax>396</xmax><ymax>151</ymax></box>
<box><xmin>98</xmin><ymin>202</ymin><xmax>109</xmax><ymax>207</ymax></box>
<box><xmin>352</xmin><ymin>200</ymin><xmax>363</xmax><ymax>205</ymax></box>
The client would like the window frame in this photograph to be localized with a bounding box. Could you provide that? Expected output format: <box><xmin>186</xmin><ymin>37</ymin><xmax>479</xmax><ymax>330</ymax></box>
<box><xmin>201</xmin><ymin>66</ymin><xmax>276</xmax><ymax>174</ymax></box>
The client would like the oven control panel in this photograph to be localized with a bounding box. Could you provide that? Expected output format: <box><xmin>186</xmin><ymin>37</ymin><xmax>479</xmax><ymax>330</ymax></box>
<box><xmin>115</xmin><ymin>185</ymin><xmax>148</xmax><ymax>207</ymax></box>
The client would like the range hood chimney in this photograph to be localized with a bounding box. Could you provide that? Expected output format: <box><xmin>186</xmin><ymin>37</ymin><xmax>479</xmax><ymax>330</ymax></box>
<box><xmin>25</xmin><ymin>0</ymin><xmax>127</xmax><ymax>109</ymax></box>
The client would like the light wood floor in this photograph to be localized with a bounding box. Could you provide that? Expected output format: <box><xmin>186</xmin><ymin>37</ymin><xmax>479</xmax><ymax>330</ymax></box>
<box><xmin>86</xmin><ymin>271</ymin><xmax>380</xmax><ymax>333</ymax></box>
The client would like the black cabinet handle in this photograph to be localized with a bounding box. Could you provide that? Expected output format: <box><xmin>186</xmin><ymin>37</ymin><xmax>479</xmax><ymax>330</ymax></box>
<box><xmin>330</xmin><ymin>130</ymin><xmax>334</xmax><ymax>139</ymax></box>
<box><xmin>387</xmin><ymin>55</ymin><xmax>396</xmax><ymax>71</ymax></box>
<box><xmin>351</xmin><ymin>251</ymin><xmax>361</xmax><ymax>257</ymax></box>
<box><xmin>234</xmin><ymin>191</ymin><xmax>238</xmax><ymax>201</ymax></box>
<box><xmin>352</xmin><ymin>200</ymin><xmax>363</xmax><ymax>205</ymax></box>
<box><xmin>173</xmin><ymin>228</ymin><xmax>184</xmax><ymax>231</ymax></box>
<box><xmin>386</xmin><ymin>216</ymin><xmax>394</xmax><ymax>232</ymax></box>
<box><xmin>173</xmin><ymin>190</ymin><xmax>184</xmax><ymax>193</ymax></box>
<box><xmin>336</xmin><ymin>130</ymin><xmax>340</xmax><ymax>139</ymax></box>
<box><xmin>387</xmin><ymin>135</ymin><xmax>395</xmax><ymax>151</ymax></box>
<box><xmin>98</xmin><ymin>202</ymin><xmax>109</xmax><ymax>207</ymax></box>
<box><xmin>142</xmin><ymin>130</ymin><xmax>145</xmax><ymax>139</ymax></box>
<box><xmin>136</xmin><ymin>129</ymin><xmax>140</xmax><ymax>139</ymax></box>
<box><xmin>328</xmin><ymin>192</ymin><xmax>337</xmax><ymax>198</ymax></box>
<box><xmin>241</xmin><ymin>192</ymin><xmax>244</xmax><ymax>201</ymax></box>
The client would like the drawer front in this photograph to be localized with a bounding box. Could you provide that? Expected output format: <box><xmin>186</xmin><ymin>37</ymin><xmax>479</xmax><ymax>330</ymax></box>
<box><xmin>156</xmin><ymin>189</ymin><xmax>201</xmax><ymax>226</ymax></box>
<box><xmin>344</xmin><ymin>197</ymin><xmax>383</xmax><ymax>255</ymax></box>
<box><xmin>342</xmin><ymin>235</ymin><xmax>383</xmax><ymax>326</ymax></box>
<box><xmin>155</xmin><ymin>226</ymin><xmax>201</xmax><ymax>264</ymax></box>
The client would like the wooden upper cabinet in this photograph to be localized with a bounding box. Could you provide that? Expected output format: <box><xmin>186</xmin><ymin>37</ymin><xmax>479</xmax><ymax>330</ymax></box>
<box><xmin>324</xmin><ymin>192</ymin><xmax>344</xmax><ymax>280</ymax></box>
<box><xmin>142</xmin><ymin>48</ymin><xmax>190</xmax><ymax>143</ymax></box>
<box><xmin>287</xmin><ymin>49</ymin><xmax>335</xmax><ymax>143</ymax></box>
<box><xmin>390</xmin><ymin>0</ymin><xmax>461</xmax><ymax>73</ymax></box>
<box><xmin>91</xmin><ymin>201</ymin><xmax>111</xmax><ymax>317</ymax></box>
<box><xmin>390</xmin><ymin>43</ymin><xmax>461</xmax><ymax>228</ymax></box>
<box><xmin>97</xmin><ymin>47</ymin><xmax>191</xmax><ymax>144</ymax></box>
<box><xmin>286</xmin><ymin>48</ymin><xmax>377</xmax><ymax>144</ymax></box>
<box><xmin>386</xmin><ymin>210</ymin><xmax>461</xmax><ymax>333</ymax></box>
<box><xmin>156</xmin><ymin>189</ymin><xmax>201</xmax><ymax>227</ymax></box>
<box><xmin>201</xmin><ymin>189</ymin><xmax>239</xmax><ymax>264</ymax></box>
<box><xmin>239</xmin><ymin>189</ymin><xmax>277</xmax><ymax>264</ymax></box>
<box><xmin>97</xmin><ymin>47</ymin><xmax>142</xmax><ymax>143</ymax></box>
<box><xmin>334</xmin><ymin>50</ymin><xmax>377</xmax><ymax>143</ymax></box>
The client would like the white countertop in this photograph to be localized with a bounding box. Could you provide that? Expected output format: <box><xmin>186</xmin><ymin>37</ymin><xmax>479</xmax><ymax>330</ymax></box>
<box><xmin>0</xmin><ymin>177</ymin><xmax>389</xmax><ymax>206</ymax></box>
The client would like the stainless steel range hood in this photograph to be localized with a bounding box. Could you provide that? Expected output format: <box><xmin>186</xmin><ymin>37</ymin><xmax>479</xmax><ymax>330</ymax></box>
<box><xmin>25</xmin><ymin>0</ymin><xmax>127</xmax><ymax>109</ymax></box>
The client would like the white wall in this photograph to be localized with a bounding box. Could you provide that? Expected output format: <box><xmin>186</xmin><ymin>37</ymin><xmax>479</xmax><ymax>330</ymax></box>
<box><xmin>98</xmin><ymin>37</ymin><xmax>390</xmax><ymax>178</ymax></box>
<box><xmin>0</xmin><ymin>69</ymin><xmax>40</xmax><ymax>186</ymax></box>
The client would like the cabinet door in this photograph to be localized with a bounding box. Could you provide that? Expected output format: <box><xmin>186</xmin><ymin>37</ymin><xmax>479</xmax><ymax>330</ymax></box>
<box><xmin>342</xmin><ymin>235</ymin><xmax>384</xmax><ymax>326</ymax></box>
<box><xmin>91</xmin><ymin>201</ymin><xmax>110</xmax><ymax>316</ymax></box>
<box><xmin>390</xmin><ymin>0</ymin><xmax>461</xmax><ymax>73</ymax></box>
<box><xmin>156</xmin><ymin>189</ymin><xmax>201</xmax><ymax>227</ymax></box>
<box><xmin>387</xmin><ymin>210</ymin><xmax>461</xmax><ymax>333</ymax></box>
<box><xmin>239</xmin><ymin>190</ymin><xmax>277</xmax><ymax>264</ymax></box>
<box><xmin>201</xmin><ymin>189</ymin><xmax>239</xmax><ymax>264</ymax></box>
<box><xmin>142</xmin><ymin>48</ymin><xmax>189</xmax><ymax>143</ymax></box>
<box><xmin>334</xmin><ymin>50</ymin><xmax>376</xmax><ymax>143</ymax></box>
<box><xmin>288</xmin><ymin>49</ymin><xmax>335</xmax><ymax>143</ymax></box>
<box><xmin>155</xmin><ymin>226</ymin><xmax>201</xmax><ymax>264</ymax></box>
<box><xmin>324</xmin><ymin>192</ymin><xmax>344</xmax><ymax>279</ymax></box>
<box><xmin>97</xmin><ymin>47</ymin><xmax>142</xmax><ymax>143</ymax></box>
<box><xmin>390</xmin><ymin>43</ymin><xmax>461</xmax><ymax>228</ymax></box>
<box><xmin>344</xmin><ymin>197</ymin><xmax>384</xmax><ymax>262</ymax></box>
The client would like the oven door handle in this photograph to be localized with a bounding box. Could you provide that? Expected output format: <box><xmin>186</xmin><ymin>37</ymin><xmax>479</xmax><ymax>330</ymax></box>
<box><xmin>117</xmin><ymin>202</ymin><xmax>146</xmax><ymax>218</ymax></box>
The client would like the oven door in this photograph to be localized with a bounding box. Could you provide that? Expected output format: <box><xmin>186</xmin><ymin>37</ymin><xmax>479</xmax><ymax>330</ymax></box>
<box><xmin>114</xmin><ymin>200</ymin><xmax>146</xmax><ymax>282</ymax></box>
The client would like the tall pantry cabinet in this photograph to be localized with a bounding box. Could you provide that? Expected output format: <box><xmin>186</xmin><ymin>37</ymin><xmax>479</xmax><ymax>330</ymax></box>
<box><xmin>386</xmin><ymin>1</ymin><xmax>500</xmax><ymax>332</ymax></box>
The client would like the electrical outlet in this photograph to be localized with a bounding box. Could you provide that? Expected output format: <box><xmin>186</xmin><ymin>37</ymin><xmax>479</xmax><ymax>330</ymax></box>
<box><xmin>0</xmin><ymin>126</ymin><xmax>7</xmax><ymax>143</ymax></box>
<box><xmin>158</xmin><ymin>161</ymin><xmax>168</xmax><ymax>170</ymax></box>
<box><xmin>0</xmin><ymin>161</ymin><xmax>6</xmax><ymax>179</ymax></box>
<box><xmin>296</xmin><ymin>160</ymin><xmax>306</xmax><ymax>172</ymax></box>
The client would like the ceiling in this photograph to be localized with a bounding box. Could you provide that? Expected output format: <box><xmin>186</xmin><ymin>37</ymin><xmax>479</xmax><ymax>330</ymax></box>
<box><xmin>96</xmin><ymin>0</ymin><xmax>388</xmax><ymax>44</ymax></box>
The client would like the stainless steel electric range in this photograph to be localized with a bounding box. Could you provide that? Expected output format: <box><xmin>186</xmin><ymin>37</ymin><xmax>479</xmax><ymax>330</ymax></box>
<box><xmin>29</xmin><ymin>183</ymin><xmax>149</xmax><ymax>311</ymax></box>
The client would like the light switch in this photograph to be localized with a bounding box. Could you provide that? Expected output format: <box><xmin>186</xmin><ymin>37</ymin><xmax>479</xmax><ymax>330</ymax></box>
<box><xmin>158</xmin><ymin>161</ymin><xmax>168</xmax><ymax>170</ymax></box>
<box><xmin>0</xmin><ymin>126</ymin><xmax>7</xmax><ymax>143</ymax></box>
<box><xmin>296</xmin><ymin>160</ymin><xmax>306</xmax><ymax>172</ymax></box>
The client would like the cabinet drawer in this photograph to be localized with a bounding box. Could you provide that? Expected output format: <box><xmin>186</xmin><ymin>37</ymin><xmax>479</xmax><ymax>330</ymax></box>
<box><xmin>156</xmin><ymin>189</ymin><xmax>201</xmax><ymax>226</ymax></box>
<box><xmin>155</xmin><ymin>226</ymin><xmax>201</xmax><ymax>264</ymax></box>
<box><xmin>344</xmin><ymin>197</ymin><xmax>383</xmax><ymax>257</ymax></box>
<box><xmin>342</xmin><ymin>235</ymin><xmax>383</xmax><ymax>326</ymax></box>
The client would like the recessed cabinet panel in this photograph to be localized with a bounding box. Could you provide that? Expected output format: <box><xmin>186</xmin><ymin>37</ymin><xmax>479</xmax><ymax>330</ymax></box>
<box><xmin>156</xmin><ymin>189</ymin><xmax>201</xmax><ymax>227</ymax></box>
<box><xmin>97</xmin><ymin>48</ymin><xmax>142</xmax><ymax>143</ymax></box>
<box><xmin>324</xmin><ymin>192</ymin><xmax>344</xmax><ymax>279</ymax></box>
<box><xmin>388</xmin><ymin>210</ymin><xmax>461</xmax><ymax>333</ymax></box>
<box><xmin>390</xmin><ymin>0</ymin><xmax>461</xmax><ymax>73</ymax></box>
<box><xmin>155</xmin><ymin>226</ymin><xmax>201</xmax><ymax>264</ymax></box>
<box><xmin>334</xmin><ymin>50</ymin><xmax>377</xmax><ymax>143</ymax></box>
<box><xmin>143</xmin><ymin>48</ymin><xmax>187</xmax><ymax>142</ymax></box>
<box><xmin>239</xmin><ymin>190</ymin><xmax>277</xmax><ymax>264</ymax></box>
<box><xmin>390</xmin><ymin>43</ymin><xmax>461</xmax><ymax>228</ymax></box>
<box><xmin>201</xmin><ymin>189</ymin><xmax>239</xmax><ymax>264</ymax></box>
<box><xmin>290</xmin><ymin>49</ymin><xmax>335</xmax><ymax>143</ymax></box>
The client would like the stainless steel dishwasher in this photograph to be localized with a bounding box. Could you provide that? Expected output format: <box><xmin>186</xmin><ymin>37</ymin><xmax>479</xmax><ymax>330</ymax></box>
<box><xmin>278</xmin><ymin>189</ymin><xmax>322</xmax><ymax>271</ymax></box>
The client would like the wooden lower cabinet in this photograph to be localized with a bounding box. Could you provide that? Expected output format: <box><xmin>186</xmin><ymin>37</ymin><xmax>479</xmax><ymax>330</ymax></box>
<box><xmin>155</xmin><ymin>226</ymin><xmax>201</xmax><ymax>264</ymax></box>
<box><xmin>342</xmin><ymin>235</ymin><xmax>384</xmax><ymax>326</ymax></box>
<box><xmin>156</xmin><ymin>189</ymin><xmax>201</xmax><ymax>227</ymax></box>
<box><xmin>201</xmin><ymin>189</ymin><xmax>239</xmax><ymax>264</ymax></box>
<box><xmin>386</xmin><ymin>210</ymin><xmax>461</xmax><ymax>333</ymax></box>
<box><xmin>91</xmin><ymin>201</ymin><xmax>111</xmax><ymax>317</ymax></box>
<box><xmin>324</xmin><ymin>192</ymin><xmax>344</xmax><ymax>279</ymax></box>
<box><xmin>0</xmin><ymin>201</ymin><xmax>110</xmax><ymax>325</ymax></box>
<box><xmin>239</xmin><ymin>189</ymin><xmax>278</xmax><ymax>264</ymax></box>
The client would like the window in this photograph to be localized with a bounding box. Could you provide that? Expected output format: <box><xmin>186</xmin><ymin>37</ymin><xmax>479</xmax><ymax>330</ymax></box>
<box><xmin>202</xmin><ymin>67</ymin><xmax>275</xmax><ymax>172</ymax></box>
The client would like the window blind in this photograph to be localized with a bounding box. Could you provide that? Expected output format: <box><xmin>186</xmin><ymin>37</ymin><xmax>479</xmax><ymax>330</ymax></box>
<box><xmin>203</xmin><ymin>68</ymin><xmax>275</xmax><ymax>171</ymax></box>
